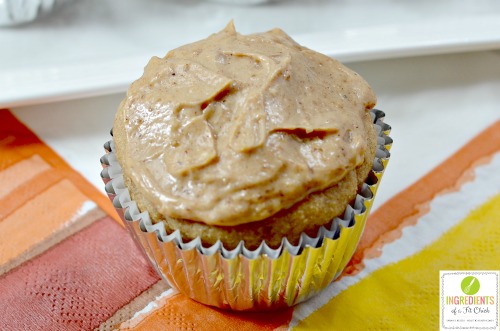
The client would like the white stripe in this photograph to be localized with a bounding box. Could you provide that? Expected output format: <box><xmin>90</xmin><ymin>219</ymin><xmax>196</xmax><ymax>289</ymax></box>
<box><xmin>130</xmin><ymin>288</ymin><xmax>177</xmax><ymax>319</ymax></box>
<box><xmin>75</xmin><ymin>200</ymin><xmax>98</xmax><ymax>218</ymax></box>
<box><xmin>289</xmin><ymin>152</ymin><xmax>500</xmax><ymax>329</ymax></box>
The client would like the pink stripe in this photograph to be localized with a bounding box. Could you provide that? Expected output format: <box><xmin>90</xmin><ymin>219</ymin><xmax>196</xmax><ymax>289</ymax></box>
<box><xmin>0</xmin><ymin>216</ymin><xmax>160</xmax><ymax>330</ymax></box>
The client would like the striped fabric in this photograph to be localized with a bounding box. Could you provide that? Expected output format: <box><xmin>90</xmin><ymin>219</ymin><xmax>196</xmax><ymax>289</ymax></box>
<box><xmin>0</xmin><ymin>108</ymin><xmax>498</xmax><ymax>330</ymax></box>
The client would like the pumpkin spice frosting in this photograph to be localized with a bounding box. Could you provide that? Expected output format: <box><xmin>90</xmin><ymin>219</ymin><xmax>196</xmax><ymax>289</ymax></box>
<box><xmin>113</xmin><ymin>22</ymin><xmax>377</xmax><ymax>233</ymax></box>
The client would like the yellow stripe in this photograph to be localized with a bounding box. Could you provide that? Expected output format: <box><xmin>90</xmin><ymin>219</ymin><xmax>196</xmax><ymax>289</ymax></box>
<box><xmin>293</xmin><ymin>193</ymin><xmax>500</xmax><ymax>330</ymax></box>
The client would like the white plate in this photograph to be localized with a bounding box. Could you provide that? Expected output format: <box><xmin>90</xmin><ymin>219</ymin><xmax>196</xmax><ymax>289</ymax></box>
<box><xmin>2</xmin><ymin>0</ymin><xmax>500</xmax><ymax>108</ymax></box>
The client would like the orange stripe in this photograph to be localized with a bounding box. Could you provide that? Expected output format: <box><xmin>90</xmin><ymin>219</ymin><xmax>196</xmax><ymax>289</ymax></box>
<box><xmin>0</xmin><ymin>166</ymin><xmax>61</xmax><ymax>220</ymax></box>
<box><xmin>0</xmin><ymin>179</ymin><xmax>89</xmax><ymax>268</ymax></box>
<box><xmin>0</xmin><ymin>109</ymin><xmax>120</xmax><ymax>224</ymax></box>
<box><xmin>345</xmin><ymin>119</ymin><xmax>500</xmax><ymax>275</ymax></box>
<box><xmin>0</xmin><ymin>136</ymin><xmax>26</xmax><ymax>170</ymax></box>
<box><xmin>0</xmin><ymin>167</ymin><xmax>64</xmax><ymax>221</ymax></box>
<box><xmin>0</xmin><ymin>154</ymin><xmax>51</xmax><ymax>199</ymax></box>
<box><xmin>122</xmin><ymin>293</ymin><xmax>294</xmax><ymax>331</ymax></box>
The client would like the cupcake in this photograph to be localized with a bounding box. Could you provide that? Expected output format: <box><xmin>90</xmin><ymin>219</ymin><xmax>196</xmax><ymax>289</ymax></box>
<box><xmin>101</xmin><ymin>22</ymin><xmax>391</xmax><ymax>310</ymax></box>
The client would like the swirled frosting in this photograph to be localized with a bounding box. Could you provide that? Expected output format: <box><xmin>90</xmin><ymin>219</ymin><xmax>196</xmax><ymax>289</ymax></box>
<box><xmin>114</xmin><ymin>22</ymin><xmax>377</xmax><ymax>226</ymax></box>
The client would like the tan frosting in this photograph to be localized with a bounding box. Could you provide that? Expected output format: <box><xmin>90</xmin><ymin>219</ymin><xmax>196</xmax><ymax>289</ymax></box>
<box><xmin>115</xmin><ymin>22</ymin><xmax>377</xmax><ymax>226</ymax></box>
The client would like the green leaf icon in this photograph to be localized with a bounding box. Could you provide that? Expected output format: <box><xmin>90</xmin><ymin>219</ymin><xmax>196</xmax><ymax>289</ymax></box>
<box><xmin>461</xmin><ymin>276</ymin><xmax>480</xmax><ymax>295</ymax></box>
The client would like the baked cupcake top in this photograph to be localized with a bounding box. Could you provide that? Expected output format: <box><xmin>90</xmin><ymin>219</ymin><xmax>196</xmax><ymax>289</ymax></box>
<box><xmin>113</xmin><ymin>22</ymin><xmax>377</xmax><ymax>226</ymax></box>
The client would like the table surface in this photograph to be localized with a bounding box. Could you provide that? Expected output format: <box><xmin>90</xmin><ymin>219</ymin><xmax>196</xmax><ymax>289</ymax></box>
<box><xmin>10</xmin><ymin>49</ymin><xmax>500</xmax><ymax>213</ymax></box>
<box><xmin>3</xmin><ymin>0</ymin><xmax>500</xmax><ymax>107</ymax></box>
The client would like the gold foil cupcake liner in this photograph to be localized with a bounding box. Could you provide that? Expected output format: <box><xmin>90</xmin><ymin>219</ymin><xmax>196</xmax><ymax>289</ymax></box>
<box><xmin>100</xmin><ymin>109</ymin><xmax>392</xmax><ymax>311</ymax></box>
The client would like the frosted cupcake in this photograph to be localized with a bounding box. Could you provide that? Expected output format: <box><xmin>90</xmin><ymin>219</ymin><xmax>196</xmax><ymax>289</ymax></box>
<box><xmin>102</xmin><ymin>22</ymin><xmax>391</xmax><ymax>310</ymax></box>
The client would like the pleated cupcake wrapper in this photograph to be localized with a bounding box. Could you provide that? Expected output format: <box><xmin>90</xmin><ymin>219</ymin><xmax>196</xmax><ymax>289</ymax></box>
<box><xmin>100</xmin><ymin>109</ymin><xmax>392</xmax><ymax>311</ymax></box>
